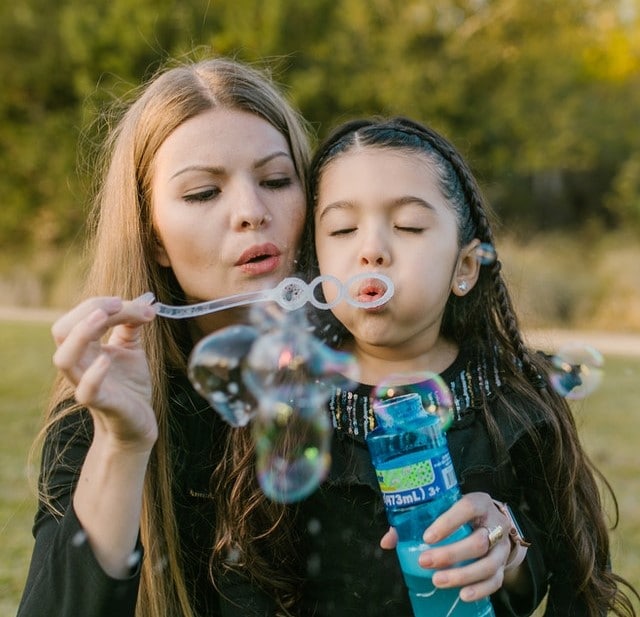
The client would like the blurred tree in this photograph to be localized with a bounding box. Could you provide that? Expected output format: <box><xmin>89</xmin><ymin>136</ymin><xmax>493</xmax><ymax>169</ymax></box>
<box><xmin>1</xmin><ymin>0</ymin><xmax>639</xmax><ymax>263</ymax></box>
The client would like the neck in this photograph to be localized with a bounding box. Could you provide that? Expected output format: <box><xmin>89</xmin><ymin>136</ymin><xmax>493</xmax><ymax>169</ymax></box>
<box><xmin>346</xmin><ymin>336</ymin><xmax>459</xmax><ymax>386</ymax></box>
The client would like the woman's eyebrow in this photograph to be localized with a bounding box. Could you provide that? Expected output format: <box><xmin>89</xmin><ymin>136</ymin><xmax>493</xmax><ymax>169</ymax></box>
<box><xmin>168</xmin><ymin>152</ymin><xmax>292</xmax><ymax>181</ymax></box>
<box><xmin>254</xmin><ymin>151</ymin><xmax>292</xmax><ymax>169</ymax></box>
<box><xmin>170</xmin><ymin>165</ymin><xmax>223</xmax><ymax>181</ymax></box>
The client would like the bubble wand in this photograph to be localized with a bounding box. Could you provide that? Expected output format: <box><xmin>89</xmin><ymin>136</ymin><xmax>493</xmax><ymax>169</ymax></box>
<box><xmin>152</xmin><ymin>272</ymin><xmax>394</xmax><ymax>318</ymax></box>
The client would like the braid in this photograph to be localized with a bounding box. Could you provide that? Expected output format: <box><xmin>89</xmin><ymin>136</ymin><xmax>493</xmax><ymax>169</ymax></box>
<box><xmin>393</xmin><ymin>120</ymin><xmax>535</xmax><ymax>382</ymax></box>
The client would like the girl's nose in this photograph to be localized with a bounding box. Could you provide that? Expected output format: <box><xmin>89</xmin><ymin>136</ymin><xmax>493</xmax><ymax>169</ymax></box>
<box><xmin>359</xmin><ymin>237</ymin><xmax>390</xmax><ymax>267</ymax></box>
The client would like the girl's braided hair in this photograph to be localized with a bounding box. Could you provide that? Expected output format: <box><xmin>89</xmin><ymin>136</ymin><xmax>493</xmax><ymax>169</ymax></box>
<box><xmin>299</xmin><ymin>116</ymin><xmax>638</xmax><ymax>617</ymax></box>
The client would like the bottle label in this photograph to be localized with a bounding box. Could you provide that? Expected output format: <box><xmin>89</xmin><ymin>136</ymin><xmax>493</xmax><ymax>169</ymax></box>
<box><xmin>376</xmin><ymin>451</ymin><xmax>457</xmax><ymax>508</ymax></box>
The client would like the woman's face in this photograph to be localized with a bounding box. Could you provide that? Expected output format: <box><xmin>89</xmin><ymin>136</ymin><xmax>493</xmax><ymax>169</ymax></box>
<box><xmin>151</xmin><ymin>107</ymin><xmax>305</xmax><ymax>330</ymax></box>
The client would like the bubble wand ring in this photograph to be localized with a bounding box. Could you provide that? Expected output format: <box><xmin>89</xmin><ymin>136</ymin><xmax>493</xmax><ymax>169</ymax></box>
<box><xmin>153</xmin><ymin>273</ymin><xmax>393</xmax><ymax>319</ymax></box>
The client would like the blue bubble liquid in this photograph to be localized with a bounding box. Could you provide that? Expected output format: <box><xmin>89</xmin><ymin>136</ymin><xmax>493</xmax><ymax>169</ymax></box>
<box><xmin>367</xmin><ymin>393</ymin><xmax>495</xmax><ymax>617</ymax></box>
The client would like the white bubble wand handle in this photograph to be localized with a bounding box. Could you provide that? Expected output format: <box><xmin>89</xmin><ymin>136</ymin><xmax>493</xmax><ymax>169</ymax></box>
<box><xmin>153</xmin><ymin>273</ymin><xmax>394</xmax><ymax>319</ymax></box>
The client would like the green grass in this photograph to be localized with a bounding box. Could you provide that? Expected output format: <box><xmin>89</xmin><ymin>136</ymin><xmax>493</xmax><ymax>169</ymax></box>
<box><xmin>573</xmin><ymin>355</ymin><xmax>640</xmax><ymax>612</ymax></box>
<box><xmin>0</xmin><ymin>321</ymin><xmax>55</xmax><ymax>615</ymax></box>
<box><xmin>1</xmin><ymin>321</ymin><xmax>639</xmax><ymax>614</ymax></box>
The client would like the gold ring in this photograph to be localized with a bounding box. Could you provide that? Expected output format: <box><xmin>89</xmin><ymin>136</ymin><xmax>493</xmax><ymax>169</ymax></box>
<box><xmin>484</xmin><ymin>524</ymin><xmax>504</xmax><ymax>551</ymax></box>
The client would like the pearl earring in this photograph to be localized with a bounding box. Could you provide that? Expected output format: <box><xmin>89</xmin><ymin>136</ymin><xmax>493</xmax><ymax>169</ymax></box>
<box><xmin>458</xmin><ymin>281</ymin><xmax>468</xmax><ymax>292</ymax></box>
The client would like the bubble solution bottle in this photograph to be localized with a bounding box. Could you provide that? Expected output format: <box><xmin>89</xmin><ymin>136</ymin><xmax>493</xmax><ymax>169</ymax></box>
<box><xmin>365</xmin><ymin>392</ymin><xmax>495</xmax><ymax>617</ymax></box>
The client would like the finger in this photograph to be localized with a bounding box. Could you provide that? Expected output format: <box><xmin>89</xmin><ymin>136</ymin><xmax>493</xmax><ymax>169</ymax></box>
<box><xmin>422</xmin><ymin>527</ymin><xmax>510</xmax><ymax>570</ymax></box>
<box><xmin>74</xmin><ymin>352</ymin><xmax>112</xmax><ymax>408</ymax></box>
<box><xmin>430</xmin><ymin>543</ymin><xmax>509</xmax><ymax>593</ymax></box>
<box><xmin>423</xmin><ymin>495</ymin><xmax>483</xmax><ymax>544</ymax></box>
<box><xmin>52</xmin><ymin>297</ymin><xmax>123</xmax><ymax>346</ymax></box>
<box><xmin>53</xmin><ymin>308</ymin><xmax>112</xmax><ymax>383</ymax></box>
<box><xmin>107</xmin><ymin>302</ymin><xmax>157</xmax><ymax>347</ymax></box>
<box><xmin>380</xmin><ymin>527</ymin><xmax>399</xmax><ymax>549</ymax></box>
<box><xmin>435</xmin><ymin>561</ymin><xmax>505</xmax><ymax>601</ymax></box>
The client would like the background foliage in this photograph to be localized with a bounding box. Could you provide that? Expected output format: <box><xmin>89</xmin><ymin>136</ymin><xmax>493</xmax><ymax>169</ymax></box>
<box><xmin>1</xmin><ymin>0</ymin><xmax>639</xmax><ymax>314</ymax></box>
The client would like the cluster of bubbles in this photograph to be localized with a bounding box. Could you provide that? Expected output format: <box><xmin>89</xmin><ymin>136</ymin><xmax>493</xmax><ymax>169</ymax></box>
<box><xmin>548</xmin><ymin>343</ymin><xmax>604</xmax><ymax>400</ymax></box>
<box><xmin>186</xmin><ymin>275</ymin><xmax>384</xmax><ymax>503</ymax></box>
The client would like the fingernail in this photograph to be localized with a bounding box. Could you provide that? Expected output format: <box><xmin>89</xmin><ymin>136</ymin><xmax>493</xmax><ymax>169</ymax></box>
<box><xmin>88</xmin><ymin>309</ymin><xmax>107</xmax><ymax>325</ymax></box>
<box><xmin>134</xmin><ymin>292</ymin><xmax>156</xmax><ymax>305</ymax></box>
<box><xmin>461</xmin><ymin>588</ymin><xmax>476</xmax><ymax>601</ymax></box>
<box><xmin>423</xmin><ymin>529</ymin><xmax>436</xmax><ymax>544</ymax></box>
<box><xmin>419</xmin><ymin>554</ymin><xmax>434</xmax><ymax>568</ymax></box>
<box><xmin>104</xmin><ymin>297</ymin><xmax>123</xmax><ymax>311</ymax></box>
<box><xmin>142</xmin><ymin>305</ymin><xmax>158</xmax><ymax>319</ymax></box>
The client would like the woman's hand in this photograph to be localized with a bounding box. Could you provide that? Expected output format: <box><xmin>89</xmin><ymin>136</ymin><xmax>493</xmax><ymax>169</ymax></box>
<box><xmin>51</xmin><ymin>295</ymin><xmax>158</xmax><ymax>451</ymax></box>
<box><xmin>381</xmin><ymin>492</ymin><xmax>524</xmax><ymax>602</ymax></box>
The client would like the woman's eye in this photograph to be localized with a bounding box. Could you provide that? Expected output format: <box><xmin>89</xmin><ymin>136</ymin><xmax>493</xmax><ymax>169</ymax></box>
<box><xmin>396</xmin><ymin>226</ymin><xmax>424</xmax><ymax>233</ymax></box>
<box><xmin>262</xmin><ymin>177</ymin><xmax>293</xmax><ymax>189</ymax></box>
<box><xmin>184</xmin><ymin>188</ymin><xmax>219</xmax><ymax>203</ymax></box>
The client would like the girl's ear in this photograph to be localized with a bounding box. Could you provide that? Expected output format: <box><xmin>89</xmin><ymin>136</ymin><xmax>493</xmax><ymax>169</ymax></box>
<box><xmin>452</xmin><ymin>238</ymin><xmax>481</xmax><ymax>296</ymax></box>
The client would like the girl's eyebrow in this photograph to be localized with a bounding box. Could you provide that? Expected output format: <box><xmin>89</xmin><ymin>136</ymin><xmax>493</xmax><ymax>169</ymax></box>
<box><xmin>170</xmin><ymin>151</ymin><xmax>292</xmax><ymax>181</ymax></box>
<box><xmin>316</xmin><ymin>201</ymin><xmax>354</xmax><ymax>221</ymax></box>
<box><xmin>317</xmin><ymin>196</ymin><xmax>437</xmax><ymax>220</ymax></box>
<box><xmin>393</xmin><ymin>195</ymin><xmax>438</xmax><ymax>211</ymax></box>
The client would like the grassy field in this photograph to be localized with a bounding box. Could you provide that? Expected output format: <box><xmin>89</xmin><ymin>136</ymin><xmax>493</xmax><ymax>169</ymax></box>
<box><xmin>0</xmin><ymin>320</ymin><xmax>55</xmax><ymax>615</ymax></box>
<box><xmin>1</xmin><ymin>320</ymin><xmax>639</xmax><ymax>614</ymax></box>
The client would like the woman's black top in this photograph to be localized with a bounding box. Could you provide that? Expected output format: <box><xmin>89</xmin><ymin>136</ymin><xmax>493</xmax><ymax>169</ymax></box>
<box><xmin>17</xmin><ymin>348</ymin><xmax>591</xmax><ymax>616</ymax></box>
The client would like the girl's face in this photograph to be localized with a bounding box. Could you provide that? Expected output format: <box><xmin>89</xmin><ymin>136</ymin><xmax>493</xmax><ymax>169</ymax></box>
<box><xmin>314</xmin><ymin>147</ymin><xmax>478</xmax><ymax>359</ymax></box>
<box><xmin>151</xmin><ymin>108</ymin><xmax>305</xmax><ymax>331</ymax></box>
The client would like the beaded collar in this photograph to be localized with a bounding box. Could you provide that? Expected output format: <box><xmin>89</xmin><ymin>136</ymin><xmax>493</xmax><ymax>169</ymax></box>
<box><xmin>328</xmin><ymin>348</ymin><xmax>503</xmax><ymax>442</ymax></box>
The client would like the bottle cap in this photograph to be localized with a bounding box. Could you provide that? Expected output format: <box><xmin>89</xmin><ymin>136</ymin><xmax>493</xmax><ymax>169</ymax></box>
<box><xmin>372</xmin><ymin>392</ymin><xmax>429</xmax><ymax>428</ymax></box>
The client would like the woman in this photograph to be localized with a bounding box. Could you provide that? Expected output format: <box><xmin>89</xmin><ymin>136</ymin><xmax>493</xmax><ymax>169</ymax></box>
<box><xmin>17</xmin><ymin>56</ymin><xmax>310</xmax><ymax>617</ymax></box>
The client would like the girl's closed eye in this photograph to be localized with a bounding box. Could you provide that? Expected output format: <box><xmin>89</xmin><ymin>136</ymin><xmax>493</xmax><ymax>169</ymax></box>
<box><xmin>395</xmin><ymin>225</ymin><xmax>424</xmax><ymax>233</ymax></box>
<box><xmin>329</xmin><ymin>226</ymin><xmax>357</xmax><ymax>237</ymax></box>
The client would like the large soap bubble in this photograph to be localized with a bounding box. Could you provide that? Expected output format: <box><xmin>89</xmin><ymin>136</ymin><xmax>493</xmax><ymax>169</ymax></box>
<box><xmin>188</xmin><ymin>325</ymin><xmax>260</xmax><ymax>427</ymax></box>
<box><xmin>244</xmin><ymin>313</ymin><xmax>358</xmax><ymax>502</ymax></box>
<box><xmin>372</xmin><ymin>371</ymin><xmax>455</xmax><ymax>431</ymax></box>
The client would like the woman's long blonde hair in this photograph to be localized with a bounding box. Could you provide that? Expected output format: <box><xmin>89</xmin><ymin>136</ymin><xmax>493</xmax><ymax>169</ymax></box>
<box><xmin>37</xmin><ymin>57</ymin><xmax>311</xmax><ymax>617</ymax></box>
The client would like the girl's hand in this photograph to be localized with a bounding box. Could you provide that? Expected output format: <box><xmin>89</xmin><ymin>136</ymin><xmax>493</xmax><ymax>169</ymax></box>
<box><xmin>380</xmin><ymin>492</ymin><xmax>517</xmax><ymax>601</ymax></box>
<box><xmin>51</xmin><ymin>296</ymin><xmax>158</xmax><ymax>451</ymax></box>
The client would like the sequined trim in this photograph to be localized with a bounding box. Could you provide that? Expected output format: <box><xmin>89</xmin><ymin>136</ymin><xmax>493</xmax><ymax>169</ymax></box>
<box><xmin>329</xmin><ymin>352</ymin><xmax>502</xmax><ymax>439</ymax></box>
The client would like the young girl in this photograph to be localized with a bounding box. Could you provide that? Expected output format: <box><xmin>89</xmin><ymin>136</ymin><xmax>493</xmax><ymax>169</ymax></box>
<box><xmin>18</xmin><ymin>57</ymin><xmax>311</xmax><ymax>617</ymax></box>
<box><xmin>296</xmin><ymin>117</ymin><xmax>638</xmax><ymax>616</ymax></box>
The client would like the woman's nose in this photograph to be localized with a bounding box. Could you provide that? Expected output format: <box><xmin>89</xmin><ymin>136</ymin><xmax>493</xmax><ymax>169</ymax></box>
<box><xmin>231</xmin><ymin>183</ymin><xmax>272</xmax><ymax>230</ymax></box>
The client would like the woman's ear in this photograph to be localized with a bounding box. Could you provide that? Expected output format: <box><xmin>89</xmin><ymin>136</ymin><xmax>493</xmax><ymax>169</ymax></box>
<box><xmin>452</xmin><ymin>238</ymin><xmax>481</xmax><ymax>296</ymax></box>
<box><xmin>153</xmin><ymin>234</ymin><xmax>171</xmax><ymax>267</ymax></box>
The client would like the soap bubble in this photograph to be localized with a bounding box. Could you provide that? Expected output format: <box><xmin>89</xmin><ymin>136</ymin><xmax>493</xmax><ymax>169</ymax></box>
<box><xmin>243</xmin><ymin>313</ymin><xmax>359</xmax><ymax>406</ymax></box>
<box><xmin>253</xmin><ymin>398</ymin><xmax>332</xmax><ymax>503</ymax></box>
<box><xmin>71</xmin><ymin>530</ymin><xmax>88</xmax><ymax>547</ymax></box>
<box><xmin>549</xmin><ymin>343</ymin><xmax>604</xmax><ymax>400</ymax></box>
<box><xmin>244</xmin><ymin>312</ymin><xmax>358</xmax><ymax>502</ymax></box>
<box><xmin>372</xmin><ymin>371</ymin><xmax>455</xmax><ymax>431</ymax></box>
<box><xmin>188</xmin><ymin>325</ymin><xmax>259</xmax><ymax>427</ymax></box>
<box><xmin>475</xmin><ymin>243</ymin><xmax>497</xmax><ymax>265</ymax></box>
